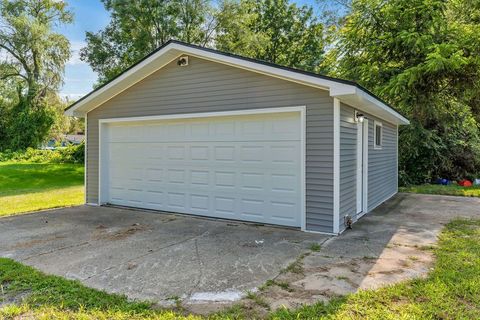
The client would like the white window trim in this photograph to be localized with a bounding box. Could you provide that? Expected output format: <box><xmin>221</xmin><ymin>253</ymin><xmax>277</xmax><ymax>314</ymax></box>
<box><xmin>98</xmin><ymin>106</ymin><xmax>307</xmax><ymax>231</ymax></box>
<box><xmin>374</xmin><ymin>120</ymin><xmax>383</xmax><ymax>150</ymax></box>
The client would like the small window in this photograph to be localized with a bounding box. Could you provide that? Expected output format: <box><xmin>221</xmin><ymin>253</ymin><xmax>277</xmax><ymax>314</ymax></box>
<box><xmin>374</xmin><ymin>121</ymin><xmax>383</xmax><ymax>149</ymax></box>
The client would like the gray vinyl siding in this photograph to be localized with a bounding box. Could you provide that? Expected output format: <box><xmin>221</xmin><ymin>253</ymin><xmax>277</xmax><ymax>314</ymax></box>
<box><xmin>86</xmin><ymin>56</ymin><xmax>335</xmax><ymax>233</ymax></box>
<box><xmin>367</xmin><ymin>114</ymin><xmax>398</xmax><ymax>211</ymax></box>
<box><xmin>338</xmin><ymin>104</ymin><xmax>398</xmax><ymax>232</ymax></box>
<box><xmin>339</xmin><ymin>104</ymin><xmax>357</xmax><ymax>233</ymax></box>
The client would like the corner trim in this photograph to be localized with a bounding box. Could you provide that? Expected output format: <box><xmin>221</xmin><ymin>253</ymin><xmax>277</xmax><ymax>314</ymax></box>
<box><xmin>362</xmin><ymin>119</ymin><xmax>369</xmax><ymax>213</ymax></box>
<box><xmin>333</xmin><ymin>98</ymin><xmax>340</xmax><ymax>234</ymax></box>
<box><xmin>396</xmin><ymin>124</ymin><xmax>399</xmax><ymax>193</ymax></box>
<box><xmin>84</xmin><ymin>114</ymin><xmax>88</xmax><ymax>204</ymax></box>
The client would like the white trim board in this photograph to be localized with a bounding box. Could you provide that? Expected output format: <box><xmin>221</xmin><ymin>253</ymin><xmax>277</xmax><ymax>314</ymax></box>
<box><xmin>98</xmin><ymin>106</ymin><xmax>305</xmax><ymax>124</ymax></box>
<box><xmin>356</xmin><ymin>120</ymin><xmax>363</xmax><ymax>216</ymax></box>
<box><xmin>356</xmin><ymin>118</ymin><xmax>369</xmax><ymax>219</ymax></box>
<box><xmin>65</xmin><ymin>41</ymin><xmax>409</xmax><ymax>125</ymax></box>
<box><xmin>396</xmin><ymin>124</ymin><xmax>399</xmax><ymax>193</ymax></box>
<box><xmin>84</xmin><ymin>113</ymin><xmax>88</xmax><ymax>204</ymax></box>
<box><xmin>362</xmin><ymin>119</ymin><xmax>369</xmax><ymax>214</ymax></box>
<box><xmin>333</xmin><ymin>98</ymin><xmax>340</xmax><ymax>234</ymax></box>
<box><xmin>98</xmin><ymin>106</ymin><xmax>307</xmax><ymax>231</ymax></box>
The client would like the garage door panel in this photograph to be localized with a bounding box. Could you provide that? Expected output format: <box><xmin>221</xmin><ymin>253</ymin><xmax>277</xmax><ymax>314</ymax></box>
<box><xmin>144</xmin><ymin>190</ymin><xmax>164</xmax><ymax>202</ymax></box>
<box><xmin>104</xmin><ymin>112</ymin><xmax>302</xmax><ymax>227</ymax></box>
<box><xmin>145</xmin><ymin>168</ymin><xmax>164</xmax><ymax>182</ymax></box>
<box><xmin>190</xmin><ymin>170</ymin><xmax>210</xmax><ymax>185</ymax></box>
<box><xmin>240</xmin><ymin>198</ymin><xmax>265</xmax><ymax>218</ymax></box>
<box><xmin>190</xmin><ymin>194</ymin><xmax>210</xmax><ymax>211</ymax></box>
<box><xmin>240</xmin><ymin>172</ymin><xmax>265</xmax><ymax>191</ymax></box>
<box><xmin>240</xmin><ymin>146</ymin><xmax>265</xmax><ymax>163</ymax></box>
<box><xmin>190</xmin><ymin>146</ymin><xmax>210</xmax><ymax>160</ymax></box>
<box><xmin>166</xmin><ymin>146</ymin><xmax>186</xmax><ymax>160</ymax></box>
<box><xmin>214</xmin><ymin>146</ymin><xmax>236</xmax><ymax>162</ymax></box>
<box><xmin>213</xmin><ymin>196</ymin><xmax>236</xmax><ymax>215</ymax></box>
<box><xmin>166</xmin><ymin>192</ymin><xmax>187</xmax><ymax>209</ymax></box>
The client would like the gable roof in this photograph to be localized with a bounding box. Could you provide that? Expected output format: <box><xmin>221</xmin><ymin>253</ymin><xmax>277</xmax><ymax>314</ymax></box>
<box><xmin>65</xmin><ymin>40</ymin><xmax>409</xmax><ymax>125</ymax></box>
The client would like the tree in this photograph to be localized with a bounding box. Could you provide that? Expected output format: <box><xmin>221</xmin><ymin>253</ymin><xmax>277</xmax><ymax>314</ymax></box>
<box><xmin>215</xmin><ymin>0</ymin><xmax>326</xmax><ymax>72</ymax></box>
<box><xmin>80</xmin><ymin>0</ymin><xmax>215</xmax><ymax>84</ymax></box>
<box><xmin>326</xmin><ymin>0</ymin><xmax>480</xmax><ymax>184</ymax></box>
<box><xmin>0</xmin><ymin>0</ymin><xmax>72</xmax><ymax>150</ymax></box>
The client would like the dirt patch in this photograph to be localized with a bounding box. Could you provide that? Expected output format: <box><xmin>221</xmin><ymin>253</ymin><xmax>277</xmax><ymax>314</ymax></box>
<box><xmin>92</xmin><ymin>223</ymin><xmax>150</xmax><ymax>241</ymax></box>
<box><xmin>0</xmin><ymin>282</ymin><xmax>31</xmax><ymax>308</ymax></box>
<box><xmin>218</xmin><ymin>232</ymin><xmax>436</xmax><ymax>314</ymax></box>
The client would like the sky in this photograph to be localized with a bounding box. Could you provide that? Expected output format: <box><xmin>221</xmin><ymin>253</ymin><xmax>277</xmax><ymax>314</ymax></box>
<box><xmin>57</xmin><ymin>0</ymin><xmax>324</xmax><ymax>99</ymax></box>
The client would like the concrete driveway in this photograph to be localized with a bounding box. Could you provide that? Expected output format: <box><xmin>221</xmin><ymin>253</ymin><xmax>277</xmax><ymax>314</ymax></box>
<box><xmin>1</xmin><ymin>193</ymin><xmax>479</xmax><ymax>312</ymax></box>
<box><xmin>0</xmin><ymin>205</ymin><xmax>324</xmax><ymax>305</ymax></box>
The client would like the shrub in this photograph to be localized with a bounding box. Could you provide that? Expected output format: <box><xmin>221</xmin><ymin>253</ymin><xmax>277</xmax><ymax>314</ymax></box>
<box><xmin>0</xmin><ymin>143</ymin><xmax>84</xmax><ymax>164</ymax></box>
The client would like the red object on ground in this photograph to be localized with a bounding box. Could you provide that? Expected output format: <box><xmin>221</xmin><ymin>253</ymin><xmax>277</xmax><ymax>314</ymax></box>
<box><xmin>458</xmin><ymin>180</ymin><xmax>473</xmax><ymax>187</ymax></box>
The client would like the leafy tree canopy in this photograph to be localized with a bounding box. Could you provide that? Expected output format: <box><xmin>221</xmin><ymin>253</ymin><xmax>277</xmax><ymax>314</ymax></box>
<box><xmin>215</xmin><ymin>0</ymin><xmax>326</xmax><ymax>72</ymax></box>
<box><xmin>0</xmin><ymin>0</ymin><xmax>71</xmax><ymax>105</ymax></box>
<box><xmin>80</xmin><ymin>0</ymin><xmax>215</xmax><ymax>84</ymax></box>
<box><xmin>326</xmin><ymin>0</ymin><xmax>480</xmax><ymax>184</ymax></box>
<box><xmin>0</xmin><ymin>0</ymin><xmax>72</xmax><ymax>151</ymax></box>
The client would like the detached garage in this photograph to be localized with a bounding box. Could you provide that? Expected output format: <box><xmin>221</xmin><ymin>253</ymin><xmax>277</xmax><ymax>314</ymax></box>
<box><xmin>65</xmin><ymin>40</ymin><xmax>409</xmax><ymax>235</ymax></box>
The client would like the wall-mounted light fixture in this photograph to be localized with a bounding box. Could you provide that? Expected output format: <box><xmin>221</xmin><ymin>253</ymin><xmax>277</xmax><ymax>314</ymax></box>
<box><xmin>355</xmin><ymin>110</ymin><xmax>365</xmax><ymax>123</ymax></box>
<box><xmin>177</xmin><ymin>56</ymin><xmax>189</xmax><ymax>66</ymax></box>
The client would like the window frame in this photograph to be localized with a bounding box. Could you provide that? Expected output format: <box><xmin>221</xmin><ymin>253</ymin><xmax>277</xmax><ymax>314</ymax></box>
<box><xmin>374</xmin><ymin>121</ymin><xmax>383</xmax><ymax>150</ymax></box>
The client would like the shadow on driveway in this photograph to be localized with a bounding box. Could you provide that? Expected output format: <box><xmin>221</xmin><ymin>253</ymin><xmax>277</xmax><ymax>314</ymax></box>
<box><xmin>258</xmin><ymin>193</ymin><xmax>480</xmax><ymax>311</ymax></box>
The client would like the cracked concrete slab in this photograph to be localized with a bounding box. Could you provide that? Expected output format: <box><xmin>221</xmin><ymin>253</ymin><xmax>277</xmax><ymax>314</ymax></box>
<box><xmin>2</xmin><ymin>193</ymin><xmax>479</xmax><ymax>314</ymax></box>
<box><xmin>0</xmin><ymin>206</ymin><xmax>325</xmax><ymax>306</ymax></box>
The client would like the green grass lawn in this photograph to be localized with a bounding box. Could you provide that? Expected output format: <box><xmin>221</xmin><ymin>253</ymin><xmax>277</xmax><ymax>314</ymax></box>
<box><xmin>400</xmin><ymin>183</ymin><xmax>480</xmax><ymax>197</ymax></box>
<box><xmin>1</xmin><ymin>219</ymin><xmax>479</xmax><ymax>319</ymax></box>
<box><xmin>0</xmin><ymin>162</ymin><xmax>84</xmax><ymax>217</ymax></box>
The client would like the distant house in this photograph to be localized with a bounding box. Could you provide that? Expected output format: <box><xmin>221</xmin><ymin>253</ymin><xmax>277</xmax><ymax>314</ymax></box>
<box><xmin>65</xmin><ymin>40</ymin><xmax>409</xmax><ymax>235</ymax></box>
<box><xmin>64</xmin><ymin>134</ymin><xmax>85</xmax><ymax>145</ymax></box>
<box><xmin>42</xmin><ymin>134</ymin><xmax>84</xmax><ymax>150</ymax></box>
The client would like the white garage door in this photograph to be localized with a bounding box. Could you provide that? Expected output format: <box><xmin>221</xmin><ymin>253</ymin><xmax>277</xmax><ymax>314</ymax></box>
<box><xmin>101</xmin><ymin>111</ymin><xmax>302</xmax><ymax>227</ymax></box>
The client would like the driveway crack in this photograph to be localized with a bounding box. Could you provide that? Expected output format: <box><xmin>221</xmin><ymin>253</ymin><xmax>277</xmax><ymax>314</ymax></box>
<box><xmin>188</xmin><ymin>238</ymin><xmax>205</xmax><ymax>297</ymax></box>
<box><xmin>83</xmin><ymin>231</ymin><xmax>210</xmax><ymax>282</ymax></box>
<box><xmin>21</xmin><ymin>241</ymin><xmax>90</xmax><ymax>261</ymax></box>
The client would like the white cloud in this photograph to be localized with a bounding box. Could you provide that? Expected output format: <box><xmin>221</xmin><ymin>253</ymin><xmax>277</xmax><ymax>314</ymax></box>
<box><xmin>67</xmin><ymin>41</ymin><xmax>87</xmax><ymax>66</ymax></box>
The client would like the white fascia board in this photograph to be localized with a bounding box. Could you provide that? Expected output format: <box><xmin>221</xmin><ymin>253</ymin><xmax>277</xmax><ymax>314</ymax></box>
<box><xmin>357</xmin><ymin>89</ymin><xmax>409</xmax><ymax>125</ymax></box>
<box><xmin>332</xmin><ymin>87</ymin><xmax>409</xmax><ymax>125</ymax></box>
